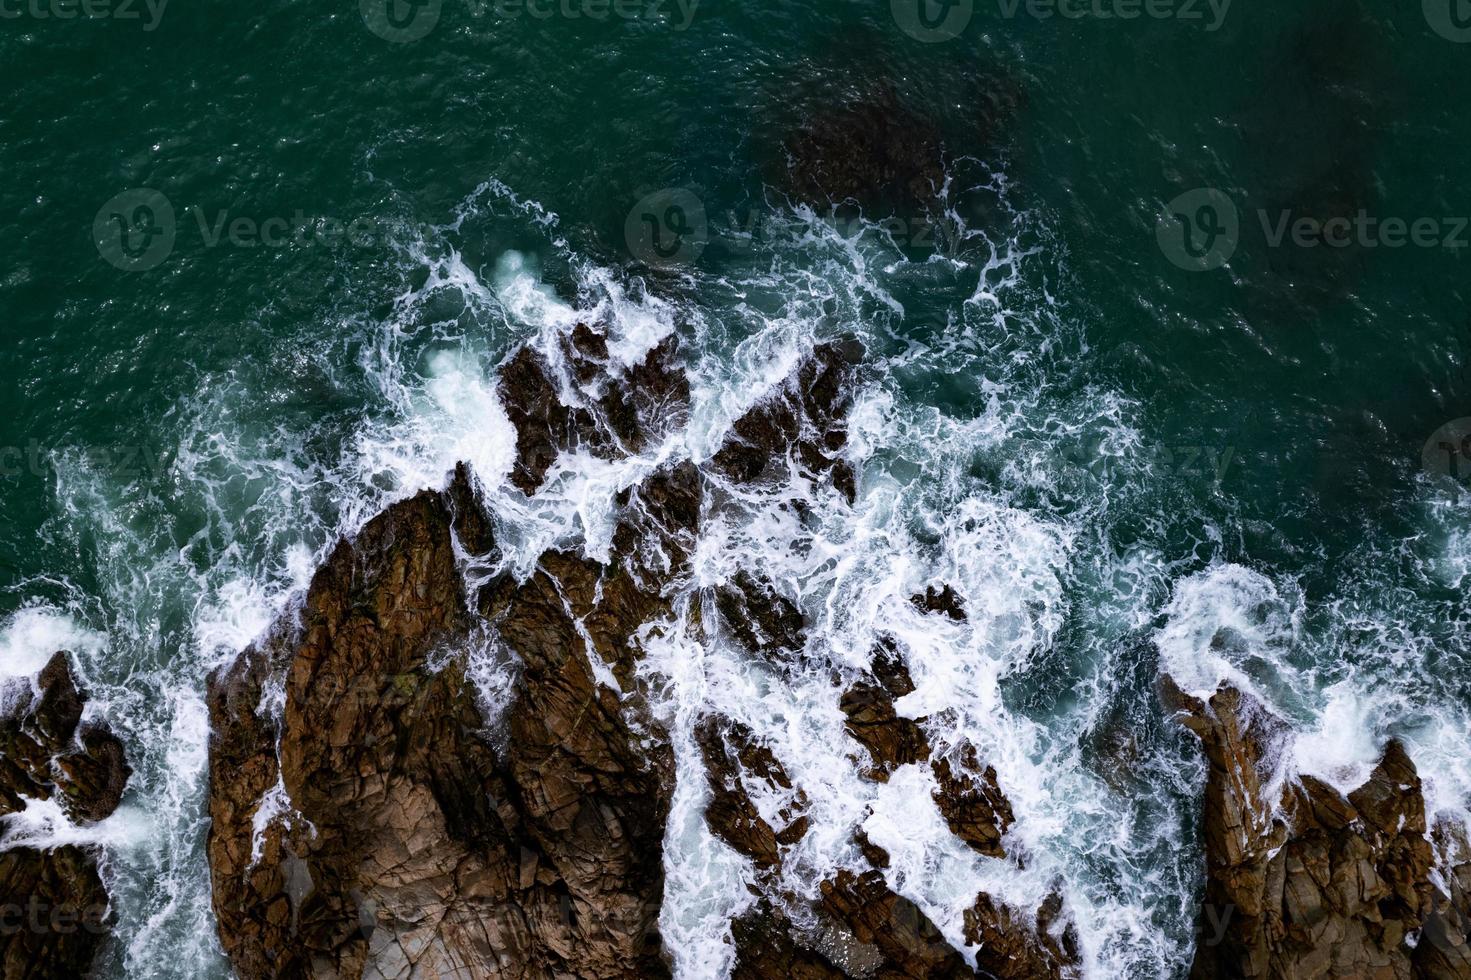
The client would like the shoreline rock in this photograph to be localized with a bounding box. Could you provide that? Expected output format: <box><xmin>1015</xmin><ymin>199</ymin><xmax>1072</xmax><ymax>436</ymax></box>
<box><xmin>1162</xmin><ymin>675</ymin><xmax>1471</xmax><ymax>979</ymax></box>
<box><xmin>0</xmin><ymin>653</ymin><xmax>131</xmax><ymax>979</ymax></box>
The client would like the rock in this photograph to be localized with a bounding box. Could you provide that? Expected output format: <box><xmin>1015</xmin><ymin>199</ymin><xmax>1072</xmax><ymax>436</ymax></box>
<box><xmin>713</xmin><ymin>570</ymin><xmax>806</xmax><ymax>661</ymax></box>
<box><xmin>498</xmin><ymin>326</ymin><xmax>688</xmax><ymax>495</ymax></box>
<box><xmin>912</xmin><ymin>585</ymin><xmax>967</xmax><ymax>622</ymax></box>
<box><xmin>963</xmin><ymin>891</ymin><xmax>1080</xmax><ymax>980</ymax></box>
<box><xmin>712</xmin><ymin>340</ymin><xmax>864</xmax><ymax>502</ymax></box>
<box><xmin>931</xmin><ymin>744</ymin><xmax>1013</xmax><ymax>859</ymax></box>
<box><xmin>730</xmin><ymin>897</ymin><xmax>846</xmax><ymax>980</ymax></box>
<box><xmin>1161</xmin><ymin>675</ymin><xmax>1471</xmax><ymax>980</ymax></box>
<box><xmin>0</xmin><ymin>653</ymin><xmax>129</xmax><ymax>979</ymax></box>
<box><xmin>207</xmin><ymin>462</ymin><xmax>689</xmax><ymax>979</ymax></box>
<box><xmin>780</xmin><ymin>86</ymin><xmax>947</xmax><ymax>220</ymax></box>
<box><xmin>841</xmin><ymin>640</ymin><xmax>931</xmax><ymax>780</ymax></box>
<box><xmin>819</xmin><ymin>869</ymin><xmax>971</xmax><ymax>978</ymax></box>
<box><xmin>695</xmin><ymin>716</ymin><xmax>808</xmax><ymax>869</ymax></box>
<box><xmin>0</xmin><ymin>845</ymin><xmax>112</xmax><ymax>980</ymax></box>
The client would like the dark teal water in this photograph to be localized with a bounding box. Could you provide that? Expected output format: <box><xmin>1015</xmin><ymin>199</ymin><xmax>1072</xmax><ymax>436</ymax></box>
<box><xmin>4</xmin><ymin>1</ymin><xmax>1471</xmax><ymax>976</ymax></box>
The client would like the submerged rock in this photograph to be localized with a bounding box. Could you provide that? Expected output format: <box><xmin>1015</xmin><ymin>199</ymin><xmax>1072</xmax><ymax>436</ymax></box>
<box><xmin>1162</xmin><ymin>675</ymin><xmax>1471</xmax><ymax>980</ymax></box>
<box><xmin>0</xmin><ymin>653</ymin><xmax>130</xmax><ymax>979</ymax></box>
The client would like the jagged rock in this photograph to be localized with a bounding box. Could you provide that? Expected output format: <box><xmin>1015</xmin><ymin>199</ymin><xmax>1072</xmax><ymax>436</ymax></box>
<box><xmin>0</xmin><ymin>653</ymin><xmax>129</xmax><ymax>980</ymax></box>
<box><xmin>695</xmin><ymin>716</ymin><xmax>808</xmax><ymax>868</ymax></box>
<box><xmin>0</xmin><ymin>845</ymin><xmax>113</xmax><ymax>980</ymax></box>
<box><xmin>931</xmin><ymin>744</ymin><xmax>1013</xmax><ymax>859</ymax></box>
<box><xmin>841</xmin><ymin>640</ymin><xmax>930</xmax><ymax>780</ymax></box>
<box><xmin>730</xmin><ymin>898</ymin><xmax>846</xmax><ymax>980</ymax></box>
<box><xmin>207</xmin><ymin>462</ymin><xmax>691</xmax><ymax>979</ymax></box>
<box><xmin>713</xmin><ymin>570</ymin><xmax>806</xmax><ymax>660</ymax></box>
<box><xmin>819</xmin><ymin>869</ymin><xmax>971</xmax><ymax>978</ymax></box>
<box><xmin>854</xmin><ymin>825</ymin><xmax>891</xmax><ymax>870</ymax></box>
<box><xmin>1161</xmin><ymin>675</ymin><xmax>1471</xmax><ymax>980</ymax></box>
<box><xmin>498</xmin><ymin>326</ymin><xmax>688</xmax><ymax>495</ymax></box>
<box><xmin>0</xmin><ymin>653</ymin><xmax>130</xmax><ymax>824</ymax></box>
<box><xmin>712</xmin><ymin>339</ymin><xmax>864</xmax><ymax>502</ymax></box>
<box><xmin>912</xmin><ymin>585</ymin><xmax>967</xmax><ymax>622</ymax></box>
<box><xmin>963</xmin><ymin>891</ymin><xmax>1080</xmax><ymax>980</ymax></box>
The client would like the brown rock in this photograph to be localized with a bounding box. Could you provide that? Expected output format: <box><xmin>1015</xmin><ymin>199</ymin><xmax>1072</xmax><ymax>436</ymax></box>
<box><xmin>0</xmin><ymin>654</ymin><xmax>129</xmax><ymax>979</ymax></box>
<box><xmin>712</xmin><ymin>340</ymin><xmax>864</xmax><ymax>502</ymax></box>
<box><xmin>841</xmin><ymin>641</ymin><xmax>930</xmax><ymax>780</ymax></box>
<box><xmin>963</xmin><ymin>891</ymin><xmax>1080</xmax><ymax>980</ymax></box>
<box><xmin>931</xmin><ymin>744</ymin><xmax>1014</xmax><ymax>859</ymax></box>
<box><xmin>713</xmin><ymin>570</ymin><xmax>806</xmax><ymax>661</ymax></box>
<box><xmin>498</xmin><ymin>326</ymin><xmax>688</xmax><ymax>495</ymax></box>
<box><xmin>695</xmin><ymin>717</ymin><xmax>808</xmax><ymax>868</ymax></box>
<box><xmin>911</xmin><ymin>585</ymin><xmax>967</xmax><ymax>622</ymax></box>
<box><xmin>819</xmin><ymin>869</ymin><xmax>971</xmax><ymax>978</ymax></box>
<box><xmin>208</xmin><ymin>462</ymin><xmax>691</xmax><ymax>978</ymax></box>
<box><xmin>1162</xmin><ymin>674</ymin><xmax>1471</xmax><ymax>980</ymax></box>
<box><xmin>730</xmin><ymin>898</ymin><xmax>846</xmax><ymax>980</ymax></box>
<box><xmin>0</xmin><ymin>845</ymin><xmax>113</xmax><ymax>980</ymax></box>
<box><xmin>0</xmin><ymin>653</ymin><xmax>131</xmax><ymax>824</ymax></box>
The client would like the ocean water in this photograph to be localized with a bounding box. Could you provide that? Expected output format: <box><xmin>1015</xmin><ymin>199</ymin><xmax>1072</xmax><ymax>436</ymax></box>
<box><xmin>4</xmin><ymin>1</ymin><xmax>1471</xmax><ymax>977</ymax></box>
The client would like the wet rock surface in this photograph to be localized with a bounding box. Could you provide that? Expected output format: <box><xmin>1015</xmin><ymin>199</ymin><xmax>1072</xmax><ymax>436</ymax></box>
<box><xmin>204</xmin><ymin>327</ymin><xmax>1088</xmax><ymax>979</ymax></box>
<box><xmin>498</xmin><ymin>325</ymin><xmax>688</xmax><ymax>495</ymax></box>
<box><xmin>931</xmin><ymin>744</ymin><xmax>1013</xmax><ymax>860</ymax></box>
<box><xmin>1162</xmin><ymin>676</ymin><xmax>1471</xmax><ymax>980</ymax></box>
<box><xmin>0</xmin><ymin>653</ymin><xmax>130</xmax><ymax>979</ymax></box>
<box><xmin>712</xmin><ymin>339</ymin><xmax>864</xmax><ymax>502</ymax></box>
<box><xmin>207</xmin><ymin>461</ymin><xmax>684</xmax><ymax>979</ymax></box>
<box><xmin>840</xmin><ymin>639</ymin><xmax>931</xmax><ymax>780</ymax></box>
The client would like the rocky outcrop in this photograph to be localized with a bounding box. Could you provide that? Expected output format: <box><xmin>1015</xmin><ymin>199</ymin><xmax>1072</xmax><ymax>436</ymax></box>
<box><xmin>206</xmin><ymin>324</ymin><xmax>1083</xmax><ymax>980</ymax></box>
<box><xmin>963</xmin><ymin>891</ymin><xmax>1079</xmax><ymax>980</ymax></box>
<box><xmin>819</xmin><ymin>870</ymin><xmax>971</xmax><ymax>978</ymax></box>
<box><xmin>0</xmin><ymin>653</ymin><xmax>131</xmax><ymax>979</ymax></box>
<box><xmin>695</xmin><ymin>717</ymin><xmax>809</xmax><ymax>870</ymax></box>
<box><xmin>712</xmin><ymin>339</ymin><xmax>863</xmax><ymax>502</ymax></box>
<box><xmin>841</xmin><ymin>639</ymin><xmax>931</xmax><ymax>780</ymax></box>
<box><xmin>1162</xmin><ymin>676</ymin><xmax>1471</xmax><ymax>980</ymax></box>
<box><xmin>499</xmin><ymin>325</ymin><xmax>688</xmax><ymax>495</ymax></box>
<box><xmin>713</xmin><ymin>570</ymin><xmax>806</xmax><ymax>661</ymax></box>
<box><xmin>931</xmin><ymin>745</ymin><xmax>1013</xmax><ymax>860</ymax></box>
<box><xmin>207</xmin><ymin>458</ymin><xmax>689</xmax><ymax>979</ymax></box>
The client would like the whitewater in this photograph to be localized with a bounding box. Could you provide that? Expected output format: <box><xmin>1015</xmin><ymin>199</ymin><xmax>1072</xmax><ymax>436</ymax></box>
<box><xmin>3</xmin><ymin>166</ymin><xmax>1469</xmax><ymax>980</ymax></box>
